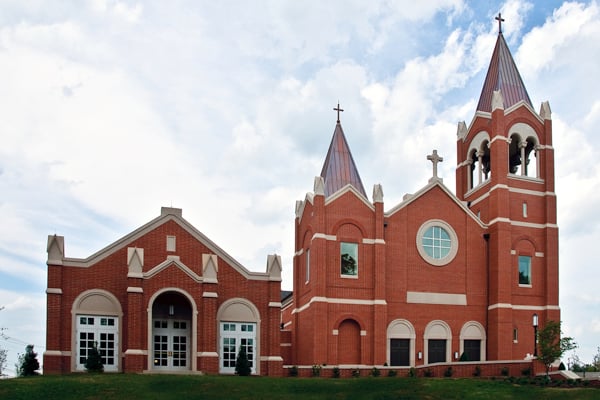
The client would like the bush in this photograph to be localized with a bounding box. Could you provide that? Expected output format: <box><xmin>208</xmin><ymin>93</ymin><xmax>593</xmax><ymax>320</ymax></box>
<box><xmin>235</xmin><ymin>347</ymin><xmax>251</xmax><ymax>376</ymax></box>
<box><xmin>521</xmin><ymin>367</ymin><xmax>531</xmax><ymax>376</ymax></box>
<box><xmin>558</xmin><ymin>362</ymin><xmax>566</xmax><ymax>371</ymax></box>
<box><xmin>311</xmin><ymin>364</ymin><xmax>321</xmax><ymax>377</ymax></box>
<box><xmin>473</xmin><ymin>366</ymin><xmax>481</xmax><ymax>377</ymax></box>
<box><xmin>351</xmin><ymin>369</ymin><xmax>360</xmax><ymax>378</ymax></box>
<box><xmin>332</xmin><ymin>367</ymin><xmax>340</xmax><ymax>378</ymax></box>
<box><xmin>370</xmin><ymin>367</ymin><xmax>380</xmax><ymax>377</ymax></box>
<box><xmin>444</xmin><ymin>367</ymin><xmax>453</xmax><ymax>377</ymax></box>
<box><xmin>84</xmin><ymin>342</ymin><xmax>104</xmax><ymax>373</ymax></box>
<box><xmin>501</xmin><ymin>367</ymin><xmax>509</xmax><ymax>376</ymax></box>
<box><xmin>17</xmin><ymin>345</ymin><xmax>40</xmax><ymax>377</ymax></box>
<box><xmin>424</xmin><ymin>368</ymin><xmax>433</xmax><ymax>377</ymax></box>
<box><xmin>387</xmin><ymin>369</ymin><xmax>397</xmax><ymax>377</ymax></box>
<box><xmin>459</xmin><ymin>352</ymin><xmax>469</xmax><ymax>362</ymax></box>
<box><xmin>408</xmin><ymin>367</ymin><xmax>417</xmax><ymax>378</ymax></box>
<box><xmin>289</xmin><ymin>366</ymin><xmax>298</xmax><ymax>377</ymax></box>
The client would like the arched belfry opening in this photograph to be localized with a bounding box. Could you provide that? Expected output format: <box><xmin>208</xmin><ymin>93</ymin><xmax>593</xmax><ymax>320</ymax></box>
<box><xmin>151</xmin><ymin>291</ymin><xmax>193</xmax><ymax>371</ymax></box>
<box><xmin>467</xmin><ymin>134</ymin><xmax>491</xmax><ymax>190</ymax></box>
<box><xmin>509</xmin><ymin>133</ymin><xmax>538</xmax><ymax>178</ymax></box>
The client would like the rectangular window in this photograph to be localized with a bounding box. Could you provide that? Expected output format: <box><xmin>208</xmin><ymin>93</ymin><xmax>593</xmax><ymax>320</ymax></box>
<box><xmin>340</xmin><ymin>242</ymin><xmax>358</xmax><ymax>276</ymax></box>
<box><xmin>519</xmin><ymin>256</ymin><xmax>531</xmax><ymax>285</ymax></box>
<box><xmin>522</xmin><ymin>202</ymin><xmax>528</xmax><ymax>218</ymax></box>
<box><xmin>166</xmin><ymin>235</ymin><xmax>176</xmax><ymax>252</ymax></box>
<box><xmin>305</xmin><ymin>249</ymin><xmax>310</xmax><ymax>283</ymax></box>
<box><xmin>513</xmin><ymin>328</ymin><xmax>518</xmax><ymax>343</ymax></box>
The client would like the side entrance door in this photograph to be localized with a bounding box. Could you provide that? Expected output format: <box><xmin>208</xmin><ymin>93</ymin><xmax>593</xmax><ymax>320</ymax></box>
<box><xmin>152</xmin><ymin>319</ymin><xmax>190</xmax><ymax>370</ymax></box>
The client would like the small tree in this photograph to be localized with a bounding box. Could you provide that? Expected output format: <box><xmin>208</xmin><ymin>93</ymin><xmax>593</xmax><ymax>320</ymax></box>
<box><xmin>537</xmin><ymin>320</ymin><xmax>576</xmax><ymax>377</ymax></box>
<box><xmin>0</xmin><ymin>306</ymin><xmax>7</xmax><ymax>376</ymax></box>
<box><xmin>84</xmin><ymin>342</ymin><xmax>104</xmax><ymax>373</ymax></box>
<box><xmin>235</xmin><ymin>347</ymin><xmax>251</xmax><ymax>376</ymax></box>
<box><xmin>17</xmin><ymin>345</ymin><xmax>40</xmax><ymax>376</ymax></box>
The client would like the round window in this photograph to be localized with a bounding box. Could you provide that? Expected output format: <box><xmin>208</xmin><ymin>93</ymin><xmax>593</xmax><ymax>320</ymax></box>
<box><xmin>416</xmin><ymin>220</ymin><xmax>458</xmax><ymax>266</ymax></box>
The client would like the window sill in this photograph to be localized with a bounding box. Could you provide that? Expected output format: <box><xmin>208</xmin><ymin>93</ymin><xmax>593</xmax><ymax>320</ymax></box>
<box><xmin>518</xmin><ymin>284</ymin><xmax>532</xmax><ymax>288</ymax></box>
<box><xmin>341</xmin><ymin>274</ymin><xmax>358</xmax><ymax>279</ymax></box>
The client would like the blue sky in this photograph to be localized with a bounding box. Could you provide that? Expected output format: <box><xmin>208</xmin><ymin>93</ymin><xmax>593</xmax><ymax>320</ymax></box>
<box><xmin>1</xmin><ymin>0</ymin><xmax>599</xmax><ymax>375</ymax></box>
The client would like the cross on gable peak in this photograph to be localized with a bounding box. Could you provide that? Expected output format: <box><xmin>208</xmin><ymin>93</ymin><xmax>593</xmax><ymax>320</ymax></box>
<box><xmin>427</xmin><ymin>149</ymin><xmax>444</xmax><ymax>183</ymax></box>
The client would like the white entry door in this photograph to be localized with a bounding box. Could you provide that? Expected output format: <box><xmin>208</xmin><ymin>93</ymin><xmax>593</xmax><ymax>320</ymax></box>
<box><xmin>152</xmin><ymin>319</ymin><xmax>190</xmax><ymax>370</ymax></box>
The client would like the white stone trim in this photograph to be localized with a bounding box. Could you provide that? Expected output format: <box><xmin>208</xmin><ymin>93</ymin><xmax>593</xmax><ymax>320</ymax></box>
<box><xmin>360</xmin><ymin>330</ymin><xmax>367</xmax><ymax>336</ymax></box>
<box><xmin>362</xmin><ymin>238</ymin><xmax>386</xmax><ymax>245</ymax></box>
<box><xmin>44</xmin><ymin>350</ymin><xmax>70</xmax><ymax>356</ymax></box>
<box><xmin>535</xmin><ymin>252</ymin><xmax>544</xmax><ymax>257</ymax></box>
<box><xmin>203</xmin><ymin>292</ymin><xmax>218</xmax><ymax>298</ymax></box>
<box><xmin>198</xmin><ymin>352</ymin><xmax>219</xmax><ymax>358</ymax></box>
<box><xmin>407</xmin><ymin>292</ymin><xmax>467</xmax><ymax>306</ymax></box>
<box><xmin>260</xmin><ymin>356</ymin><xmax>284</xmax><ymax>362</ymax></box>
<box><xmin>46</xmin><ymin>288</ymin><xmax>63</xmax><ymax>294</ymax></box>
<box><xmin>312</xmin><ymin>233</ymin><xmax>337</xmax><ymax>241</ymax></box>
<box><xmin>124</xmin><ymin>349</ymin><xmax>147</xmax><ymax>355</ymax></box>
<box><xmin>488</xmin><ymin>303</ymin><xmax>560</xmax><ymax>311</ymax></box>
<box><xmin>127</xmin><ymin>287</ymin><xmax>143</xmax><ymax>293</ymax></box>
<box><xmin>269</xmin><ymin>302</ymin><xmax>282</xmax><ymax>307</ymax></box>
<box><xmin>292</xmin><ymin>296</ymin><xmax>387</xmax><ymax>314</ymax></box>
<box><xmin>332</xmin><ymin>329</ymin><xmax>339</xmax><ymax>336</ymax></box>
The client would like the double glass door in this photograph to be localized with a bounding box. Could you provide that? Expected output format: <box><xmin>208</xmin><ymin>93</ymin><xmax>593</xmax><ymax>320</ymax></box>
<box><xmin>153</xmin><ymin>319</ymin><xmax>190</xmax><ymax>370</ymax></box>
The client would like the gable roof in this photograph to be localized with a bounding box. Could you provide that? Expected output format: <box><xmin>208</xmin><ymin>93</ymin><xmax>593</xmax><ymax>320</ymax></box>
<box><xmin>320</xmin><ymin>122</ymin><xmax>367</xmax><ymax>198</ymax></box>
<box><xmin>53</xmin><ymin>207</ymin><xmax>276</xmax><ymax>282</ymax></box>
<box><xmin>476</xmin><ymin>32</ymin><xmax>532</xmax><ymax>112</ymax></box>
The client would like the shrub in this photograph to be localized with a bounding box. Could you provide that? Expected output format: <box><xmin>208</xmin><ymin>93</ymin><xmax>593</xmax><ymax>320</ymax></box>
<box><xmin>444</xmin><ymin>366</ymin><xmax>453</xmax><ymax>377</ymax></box>
<box><xmin>473</xmin><ymin>366</ymin><xmax>481</xmax><ymax>377</ymax></box>
<box><xmin>501</xmin><ymin>366</ymin><xmax>509</xmax><ymax>376</ymax></box>
<box><xmin>17</xmin><ymin>345</ymin><xmax>40</xmax><ymax>376</ymax></box>
<box><xmin>521</xmin><ymin>367</ymin><xmax>531</xmax><ymax>376</ymax></box>
<box><xmin>424</xmin><ymin>368</ymin><xmax>433</xmax><ymax>377</ymax></box>
<box><xmin>311</xmin><ymin>364</ymin><xmax>321</xmax><ymax>377</ymax></box>
<box><xmin>289</xmin><ymin>366</ymin><xmax>298</xmax><ymax>377</ymax></box>
<box><xmin>351</xmin><ymin>369</ymin><xmax>360</xmax><ymax>378</ymax></box>
<box><xmin>84</xmin><ymin>342</ymin><xmax>104</xmax><ymax>373</ymax></box>
<box><xmin>235</xmin><ymin>347</ymin><xmax>251</xmax><ymax>376</ymax></box>
<box><xmin>387</xmin><ymin>369</ymin><xmax>397</xmax><ymax>377</ymax></box>
<box><xmin>459</xmin><ymin>352</ymin><xmax>469</xmax><ymax>362</ymax></box>
<box><xmin>408</xmin><ymin>367</ymin><xmax>417</xmax><ymax>378</ymax></box>
<box><xmin>370</xmin><ymin>367</ymin><xmax>380</xmax><ymax>377</ymax></box>
<box><xmin>558</xmin><ymin>362</ymin><xmax>566</xmax><ymax>371</ymax></box>
<box><xmin>332</xmin><ymin>367</ymin><xmax>340</xmax><ymax>378</ymax></box>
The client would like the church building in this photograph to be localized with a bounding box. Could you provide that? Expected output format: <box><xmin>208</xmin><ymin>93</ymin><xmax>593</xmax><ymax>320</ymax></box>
<box><xmin>281</xmin><ymin>22</ymin><xmax>559</xmax><ymax>368</ymax></box>
<box><xmin>44</xmin><ymin>19</ymin><xmax>559</xmax><ymax>375</ymax></box>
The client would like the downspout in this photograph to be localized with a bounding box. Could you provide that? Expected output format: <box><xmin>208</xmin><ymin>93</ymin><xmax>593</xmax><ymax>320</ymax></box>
<box><xmin>483</xmin><ymin>233</ymin><xmax>490</xmax><ymax>360</ymax></box>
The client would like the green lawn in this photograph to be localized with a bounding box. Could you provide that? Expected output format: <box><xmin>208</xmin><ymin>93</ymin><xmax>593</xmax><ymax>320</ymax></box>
<box><xmin>0</xmin><ymin>374</ymin><xmax>597</xmax><ymax>400</ymax></box>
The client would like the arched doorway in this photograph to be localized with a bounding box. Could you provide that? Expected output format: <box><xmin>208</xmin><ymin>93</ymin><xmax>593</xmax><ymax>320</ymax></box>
<box><xmin>151</xmin><ymin>291</ymin><xmax>193</xmax><ymax>371</ymax></box>
<box><xmin>338</xmin><ymin>319</ymin><xmax>361</xmax><ymax>365</ymax></box>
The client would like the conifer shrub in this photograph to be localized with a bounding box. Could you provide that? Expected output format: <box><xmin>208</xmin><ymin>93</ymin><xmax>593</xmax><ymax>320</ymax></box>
<box><xmin>17</xmin><ymin>345</ymin><xmax>40</xmax><ymax>376</ymax></box>
<box><xmin>235</xmin><ymin>347</ymin><xmax>251</xmax><ymax>376</ymax></box>
<box><xmin>84</xmin><ymin>342</ymin><xmax>104</xmax><ymax>373</ymax></box>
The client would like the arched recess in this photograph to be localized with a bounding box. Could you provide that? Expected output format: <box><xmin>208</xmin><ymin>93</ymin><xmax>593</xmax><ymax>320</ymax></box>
<box><xmin>217</xmin><ymin>298</ymin><xmax>261</xmax><ymax>375</ymax></box>
<box><xmin>147</xmin><ymin>288</ymin><xmax>198</xmax><ymax>372</ymax></box>
<box><xmin>337</xmin><ymin>319</ymin><xmax>361</xmax><ymax>365</ymax></box>
<box><xmin>424</xmin><ymin>320</ymin><xmax>452</xmax><ymax>364</ymax></box>
<box><xmin>467</xmin><ymin>131</ymin><xmax>491</xmax><ymax>190</ymax></box>
<box><xmin>387</xmin><ymin>319</ymin><xmax>416</xmax><ymax>367</ymax></box>
<box><xmin>71</xmin><ymin>289</ymin><xmax>123</xmax><ymax>372</ymax></box>
<box><xmin>459</xmin><ymin>321</ymin><xmax>486</xmax><ymax>361</ymax></box>
<box><xmin>508</xmin><ymin>123</ymin><xmax>540</xmax><ymax>178</ymax></box>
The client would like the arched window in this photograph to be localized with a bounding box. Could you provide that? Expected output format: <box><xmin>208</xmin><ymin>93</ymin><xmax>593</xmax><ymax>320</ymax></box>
<box><xmin>72</xmin><ymin>289</ymin><xmax>122</xmax><ymax>372</ymax></box>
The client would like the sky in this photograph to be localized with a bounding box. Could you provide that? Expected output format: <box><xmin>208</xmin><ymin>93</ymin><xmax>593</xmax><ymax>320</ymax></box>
<box><xmin>1</xmin><ymin>0</ymin><xmax>599</xmax><ymax>376</ymax></box>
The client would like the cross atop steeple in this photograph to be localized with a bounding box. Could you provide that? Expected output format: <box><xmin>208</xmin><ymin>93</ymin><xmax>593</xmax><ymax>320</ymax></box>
<box><xmin>427</xmin><ymin>150</ymin><xmax>443</xmax><ymax>183</ymax></box>
<box><xmin>333</xmin><ymin>102</ymin><xmax>344</xmax><ymax>123</ymax></box>
<box><xmin>495</xmin><ymin>12</ymin><xmax>505</xmax><ymax>34</ymax></box>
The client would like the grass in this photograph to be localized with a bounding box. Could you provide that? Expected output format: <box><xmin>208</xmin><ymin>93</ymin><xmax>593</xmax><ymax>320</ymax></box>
<box><xmin>0</xmin><ymin>374</ymin><xmax>598</xmax><ymax>400</ymax></box>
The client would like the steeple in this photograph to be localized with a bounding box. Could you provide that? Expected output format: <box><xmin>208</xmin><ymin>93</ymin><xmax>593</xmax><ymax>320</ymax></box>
<box><xmin>476</xmin><ymin>19</ymin><xmax>532</xmax><ymax>112</ymax></box>
<box><xmin>319</xmin><ymin>106</ymin><xmax>366</xmax><ymax>198</ymax></box>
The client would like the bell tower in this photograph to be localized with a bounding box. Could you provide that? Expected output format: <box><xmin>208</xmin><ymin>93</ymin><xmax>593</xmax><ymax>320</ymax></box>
<box><xmin>455</xmin><ymin>15</ymin><xmax>559</xmax><ymax>360</ymax></box>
